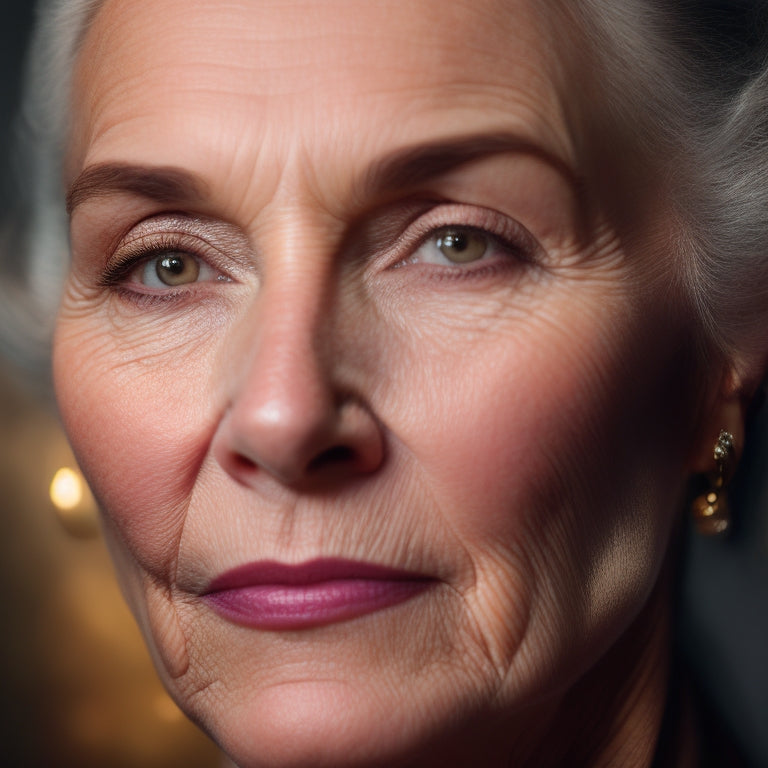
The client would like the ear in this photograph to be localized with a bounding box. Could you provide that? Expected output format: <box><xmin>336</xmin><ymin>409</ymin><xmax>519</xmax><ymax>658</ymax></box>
<box><xmin>687</xmin><ymin>367</ymin><xmax>751</xmax><ymax>475</ymax></box>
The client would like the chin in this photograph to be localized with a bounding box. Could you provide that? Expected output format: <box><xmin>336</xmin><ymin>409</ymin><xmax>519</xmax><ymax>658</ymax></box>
<box><xmin>201</xmin><ymin>680</ymin><xmax>453</xmax><ymax>768</ymax></box>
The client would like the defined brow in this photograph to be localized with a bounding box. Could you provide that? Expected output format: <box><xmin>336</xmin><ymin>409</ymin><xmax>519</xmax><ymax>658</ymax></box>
<box><xmin>66</xmin><ymin>133</ymin><xmax>578</xmax><ymax>216</ymax></box>
<box><xmin>66</xmin><ymin>163</ymin><xmax>207</xmax><ymax>215</ymax></box>
<box><xmin>364</xmin><ymin>131</ymin><xmax>579</xmax><ymax>196</ymax></box>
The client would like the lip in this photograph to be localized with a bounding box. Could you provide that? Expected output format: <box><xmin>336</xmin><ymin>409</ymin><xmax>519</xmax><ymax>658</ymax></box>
<box><xmin>202</xmin><ymin>558</ymin><xmax>434</xmax><ymax>630</ymax></box>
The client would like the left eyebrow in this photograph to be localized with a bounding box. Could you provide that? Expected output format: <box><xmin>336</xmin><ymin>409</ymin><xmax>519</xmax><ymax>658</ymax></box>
<box><xmin>66</xmin><ymin>163</ymin><xmax>207</xmax><ymax>215</ymax></box>
<box><xmin>362</xmin><ymin>131</ymin><xmax>580</xmax><ymax>197</ymax></box>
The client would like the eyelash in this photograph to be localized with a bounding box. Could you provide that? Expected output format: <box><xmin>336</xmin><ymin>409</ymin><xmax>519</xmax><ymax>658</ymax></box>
<box><xmin>100</xmin><ymin>233</ymin><xmax>227</xmax><ymax>291</ymax></box>
<box><xmin>101</xmin><ymin>206</ymin><xmax>537</xmax><ymax>304</ymax></box>
<box><xmin>392</xmin><ymin>205</ymin><xmax>537</xmax><ymax>273</ymax></box>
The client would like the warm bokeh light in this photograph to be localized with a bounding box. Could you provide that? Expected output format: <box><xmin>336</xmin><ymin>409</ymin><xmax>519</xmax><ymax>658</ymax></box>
<box><xmin>49</xmin><ymin>465</ymin><xmax>100</xmax><ymax>537</ymax></box>
<box><xmin>50</xmin><ymin>467</ymin><xmax>83</xmax><ymax>510</ymax></box>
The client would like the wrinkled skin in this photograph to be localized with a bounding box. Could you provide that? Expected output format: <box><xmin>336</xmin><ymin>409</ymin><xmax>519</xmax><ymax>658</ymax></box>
<box><xmin>55</xmin><ymin>0</ymin><xmax>742</xmax><ymax>765</ymax></box>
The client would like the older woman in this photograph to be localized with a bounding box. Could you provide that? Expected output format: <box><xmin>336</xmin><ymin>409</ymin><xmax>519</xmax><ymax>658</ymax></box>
<box><xmin>5</xmin><ymin>0</ymin><xmax>768</xmax><ymax>765</ymax></box>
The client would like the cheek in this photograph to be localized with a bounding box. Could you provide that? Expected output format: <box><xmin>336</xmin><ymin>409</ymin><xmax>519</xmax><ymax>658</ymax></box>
<box><xmin>385</xmin><ymin>291</ymin><xmax>694</xmax><ymax>686</ymax></box>
<box><xmin>53</xmin><ymin>309</ymin><xmax>217</xmax><ymax>575</ymax></box>
<box><xmin>387</xmin><ymin>303</ymin><xmax>635</xmax><ymax>530</ymax></box>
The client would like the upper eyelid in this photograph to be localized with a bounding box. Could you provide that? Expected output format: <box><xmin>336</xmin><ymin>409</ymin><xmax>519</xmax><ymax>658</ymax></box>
<box><xmin>118</xmin><ymin>231</ymin><xmax>223</xmax><ymax>263</ymax></box>
<box><xmin>99</xmin><ymin>215</ymin><xmax>259</xmax><ymax>285</ymax></box>
<box><xmin>102</xmin><ymin>233</ymin><xmax>233</xmax><ymax>288</ymax></box>
<box><xmin>108</xmin><ymin>213</ymin><xmax>256</xmax><ymax>269</ymax></box>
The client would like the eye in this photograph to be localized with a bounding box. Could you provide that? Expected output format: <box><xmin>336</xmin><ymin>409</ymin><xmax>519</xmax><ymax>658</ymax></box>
<box><xmin>117</xmin><ymin>249</ymin><xmax>226</xmax><ymax>290</ymax></box>
<box><xmin>431</xmin><ymin>228</ymin><xmax>489</xmax><ymax>264</ymax></box>
<box><xmin>406</xmin><ymin>223</ymin><xmax>521</xmax><ymax>268</ymax></box>
<box><xmin>140</xmin><ymin>251</ymin><xmax>202</xmax><ymax>287</ymax></box>
<box><xmin>98</xmin><ymin>217</ymin><xmax>241</xmax><ymax>300</ymax></box>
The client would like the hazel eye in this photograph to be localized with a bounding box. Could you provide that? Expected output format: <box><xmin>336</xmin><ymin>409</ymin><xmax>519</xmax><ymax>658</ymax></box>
<box><xmin>409</xmin><ymin>226</ymin><xmax>497</xmax><ymax>267</ymax></box>
<box><xmin>146</xmin><ymin>252</ymin><xmax>199</xmax><ymax>286</ymax></box>
<box><xmin>434</xmin><ymin>228</ymin><xmax>488</xmax><ymax>263</ymax></box>
<box><xmin>132</xmin><ymin>250</ymin><xmax>223</xmax><ymax>288</ymax></box>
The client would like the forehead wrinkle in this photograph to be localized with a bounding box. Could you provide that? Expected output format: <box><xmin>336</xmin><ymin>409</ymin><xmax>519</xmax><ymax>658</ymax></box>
<box><xmin>72</xmin><ymin>0</ymin><xmax>581</xmax><ymax>230</ymax></box>
<box><xmin>83</xmin><ymin>0</ymin><xmax>568</xmax><ymax>102</ymax></box>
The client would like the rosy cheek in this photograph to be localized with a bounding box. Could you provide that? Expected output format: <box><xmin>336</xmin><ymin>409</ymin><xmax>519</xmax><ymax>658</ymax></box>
<box><xmin>53</xmin><ymin>324</ymin><xmax>215</xmax><ymax>573</ymax></box>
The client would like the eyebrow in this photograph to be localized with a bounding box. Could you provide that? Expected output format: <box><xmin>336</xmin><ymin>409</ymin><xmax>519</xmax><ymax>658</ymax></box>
<box><xmin>66</xmin><ymin>163</ymin><xmax>207</xmax><ymax>215</ymax></box>
<box><xmin>66</xmin><ymin>132</ymin><xmax>578</xmax><ymax>216</ymax></box>
<box><xmin>365</xmin><ymin>131</ymin><xmax>579</xmax><ymax>196</ymax></box>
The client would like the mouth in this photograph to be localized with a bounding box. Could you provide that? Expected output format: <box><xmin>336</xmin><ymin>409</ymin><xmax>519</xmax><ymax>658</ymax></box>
<box><xmin>201</xmin><ymin>558</ymin><xmax>434</xmax><ymax>630</ymax></box>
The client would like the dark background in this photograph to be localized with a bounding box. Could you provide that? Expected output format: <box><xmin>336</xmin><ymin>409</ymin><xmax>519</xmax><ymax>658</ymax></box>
<box><xmin>0</xmin><ymin>3</ymin><xmax>33</xmax><ymax>207</ymax></box>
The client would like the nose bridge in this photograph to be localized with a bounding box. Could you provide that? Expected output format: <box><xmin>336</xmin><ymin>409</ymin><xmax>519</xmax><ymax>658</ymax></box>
<box><xmin>231</xmin><ymin>250</ymin><xmax>336</xmax><ymax>440</ymax></box>
<box><xmin>239</xmin><ymin>186</ymin><xmax>341</xmax><ymax>378</ymax></box>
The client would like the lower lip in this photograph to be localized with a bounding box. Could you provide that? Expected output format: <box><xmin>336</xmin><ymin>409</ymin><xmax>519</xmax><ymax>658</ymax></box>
<box><xmin>203</xmin><ymin>579</ymin><xmax>429</xmax><ymax>630</ymax></box>
<box><xmin>202</xmin><ymin>561</ymin><xmax>432</xmax><ymax>630</ymax></box>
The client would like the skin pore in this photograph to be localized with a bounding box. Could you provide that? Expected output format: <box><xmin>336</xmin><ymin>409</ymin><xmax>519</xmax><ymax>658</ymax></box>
<box><xmin>55</xmin><ymin>0</ymin><xmax>737</xmax><ymax>765</ymax></box>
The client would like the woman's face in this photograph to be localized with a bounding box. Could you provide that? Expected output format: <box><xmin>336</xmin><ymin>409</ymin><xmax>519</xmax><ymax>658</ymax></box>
<box><xmin>57</xmin><ymin>0</ymin><xmax>710</xmax><ymax>764</ymax></box>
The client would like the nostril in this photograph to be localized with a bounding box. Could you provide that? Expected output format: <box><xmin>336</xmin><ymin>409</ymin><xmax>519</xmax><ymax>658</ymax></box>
<box><xmin>232</xmin><ymin>454</ymin><xmax>258</xmax><ymax>473</ymax></box>
<box><xmin>215</xmin><ymin>398</ymin><xmax>384</xmax><ymax>487</ymax></box>
<box><xmin>307</xmin><ymin>445</ymin><xmax>356</xmax><ymax>473</ymax></box>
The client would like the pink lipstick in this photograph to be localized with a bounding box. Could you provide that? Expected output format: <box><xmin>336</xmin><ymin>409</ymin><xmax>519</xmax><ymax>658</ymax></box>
<box><xmin>202</xmin><ymin>559</ymin><xmax>432</xmax><ymax>630</ymax></box>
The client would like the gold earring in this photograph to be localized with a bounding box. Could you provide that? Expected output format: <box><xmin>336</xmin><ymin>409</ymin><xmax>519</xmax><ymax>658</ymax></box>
<box><xmin>691</xmin><ymin>430</ymin><xmax>734</xmax><ymax>536</ymax></box>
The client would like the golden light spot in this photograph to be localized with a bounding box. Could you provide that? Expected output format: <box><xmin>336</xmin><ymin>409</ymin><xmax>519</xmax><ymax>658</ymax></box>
<box><xmin>49</xmin><ymin>466</ymin><xmax>99</xmax><ymax>537</ymax></box>
<box><xmin>50</xmin><ymin>467</ymin><xmax>83</xmax><ymax>510</ymax></box>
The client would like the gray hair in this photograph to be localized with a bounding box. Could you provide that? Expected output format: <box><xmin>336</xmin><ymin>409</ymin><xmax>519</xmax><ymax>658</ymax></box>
<box><xmin>0</xmin><ymin>0</ymin><xmax>100</xmax><ymax>383</ymax></box>
<box><xmin>2</xmin><ymin>0</ymin><xmax>768</xmax><ymax>383</ymax></box>
<box><xmin>569</xmin><ymin>0</ymin><xmax>768</xmax><ymax>373</ymax></box>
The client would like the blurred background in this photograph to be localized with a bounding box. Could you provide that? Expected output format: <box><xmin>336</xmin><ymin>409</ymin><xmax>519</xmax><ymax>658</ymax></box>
<box><xmin>0</xmin><ymin>2</ymin><xmax>766</xmax><ymax>767</ymax></box>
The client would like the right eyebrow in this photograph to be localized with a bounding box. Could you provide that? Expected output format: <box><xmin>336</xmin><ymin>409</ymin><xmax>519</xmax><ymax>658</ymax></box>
<box><xmin>66</xmin><ymin>163</ymin><xmax>207</xmax><ymax>216</ymax></box>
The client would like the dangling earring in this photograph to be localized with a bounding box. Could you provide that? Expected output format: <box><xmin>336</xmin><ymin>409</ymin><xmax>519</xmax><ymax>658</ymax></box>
<box><xmin>691</xmin><ymin>430</ymin><xmax>734</xmax><ymax>536</ymax></box>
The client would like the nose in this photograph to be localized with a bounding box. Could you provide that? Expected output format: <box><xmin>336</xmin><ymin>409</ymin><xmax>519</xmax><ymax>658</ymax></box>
<box><xmin>212</xmin><ymin>276</ymin><xmax>384</xmax><ymax>490</ymax></box>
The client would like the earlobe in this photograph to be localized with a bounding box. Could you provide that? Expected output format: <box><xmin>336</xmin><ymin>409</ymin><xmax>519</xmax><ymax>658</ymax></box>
<box><xmin>687</xmin><ymin>355</ymin><xmax>761</xmax><ymax>475</ymax></box>
<box><xmin>686</xmin><ymin>365</ymin><xmax>756</xmax><ymax>535</ymax></box>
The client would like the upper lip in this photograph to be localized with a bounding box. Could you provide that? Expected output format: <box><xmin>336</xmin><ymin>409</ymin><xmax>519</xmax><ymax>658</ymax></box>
<box><xmin>205</xmin><ymin>557</ymin><xmax>432</xmax><ymax>593</ymax></box>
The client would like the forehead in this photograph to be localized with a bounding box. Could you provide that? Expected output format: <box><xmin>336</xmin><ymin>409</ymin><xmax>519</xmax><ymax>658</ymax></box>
<box><xmin>71</xmin><ymin>0</ymin><xmax>577</xmax><ymax>192</ymax></box>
